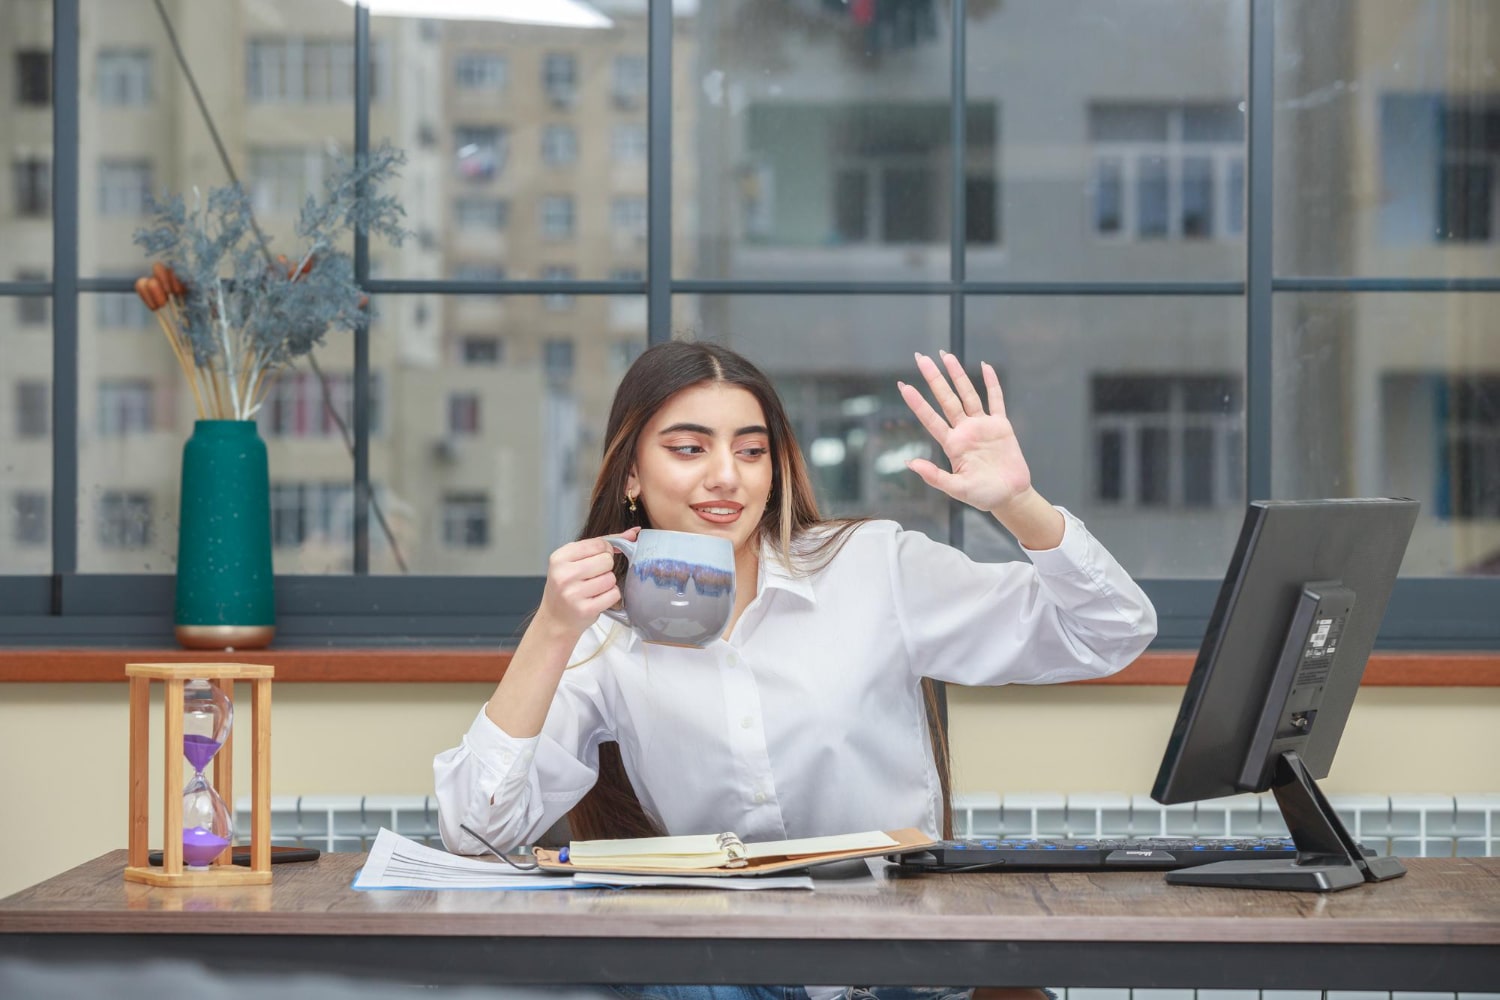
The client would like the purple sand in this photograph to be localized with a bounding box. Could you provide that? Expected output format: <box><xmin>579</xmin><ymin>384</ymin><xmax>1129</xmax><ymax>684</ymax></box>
<box><xmin>183</xmin><ymin>733</ymin><xmax>221</xmax><ymax>771</ymax></box>
<box><xmin>182</xmin><ymin>827</ymin><xmax>231</xmax><ymax>868</ymax></box>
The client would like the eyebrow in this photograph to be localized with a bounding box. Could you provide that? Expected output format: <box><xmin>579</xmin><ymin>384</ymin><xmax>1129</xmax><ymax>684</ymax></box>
<box><xmin>658</xmin><ymin>422</ymin><xmax>769</xmax><ymax>438</ymax></box>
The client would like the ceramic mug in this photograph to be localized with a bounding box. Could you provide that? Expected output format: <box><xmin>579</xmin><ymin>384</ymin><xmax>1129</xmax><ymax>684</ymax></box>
<box><xmin>603</xmin><ymin>529</ymin><xmax>736</xmax><ymax>647</ymax></box>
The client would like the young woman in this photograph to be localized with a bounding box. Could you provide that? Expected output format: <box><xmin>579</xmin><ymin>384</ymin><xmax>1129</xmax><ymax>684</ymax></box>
<box><xmin>434</xmin><ymin>341</ymin><xmax>1156</xmax><ymax>1000</ymax></box>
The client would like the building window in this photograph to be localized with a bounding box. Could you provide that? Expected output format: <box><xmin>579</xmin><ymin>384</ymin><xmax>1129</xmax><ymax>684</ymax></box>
<box><xmin>97</xmin><ymin>380</ymin><xmax>155</xmax><ymax>436</ymax></box>
<box><xmin>12</xmin><ymin>491</ymin><xmax>48</xmax><ymax>547</ymax></box>
<box><xmin>454</xmin><ymin>53</ymin><xmax>507</xmax><ymax>92</ymax></box>
<box><xmin>17</xmin><ymin>380</ymin><xmax>49</xmax><ymax>438</ymax></box>
<box><xmin>543</xmin><ymin>337</ymin><xmax>575</xmax><ymax>384</ymax></box>
<box><xmin>1439</xmin><ymin>376</ymin><xmax>1500</xmax><ymax>518</ymax></box>
<box><xmin>13</xmin><ymin>157</ymin><xmax>50</xmax><ymax>216</ymax></box>
<box><xmin>269</xmin><ymin>481</ymin><xmax>353</xmax><ymax>548</ymax></box>
<box><xmin>97</xmin><ymin>287</ymin><xmax>153</xmax><ymax>329</ymax></box>
<box><xmin>260</xmin><ymin>372</ymin><xmax>383</xmax><ymax>439</ymax></box>
<box><xmin>455</xmin><ymin>126</ymin><xmax>506</xmax><ymax>182</ymax></box>
<box><xmin>96</xmin><ymin>49</ymin><xmax>152</xmax><ymax>105</ymax></box>
<box><xmin>611</xmin><ymin>196</ymin><xmax>647</xmax><ymax>242</ymax></box>
<box><xmin>447</xmin><ymin>393</ymin><xmax>481</xmax><ymax>435</ymax></box>
<box><xmin>441</xmin><ymin>493</ymin><xmax>489</xmax><ymax>548</ymax></box>
<box><xmin>540</xmin><ymin>195</ymin><xmax>575</xmax><ymax>238</ymax></box>
<box><xmin>612</xmin><ymin>54</ymin><xmax>646</xmax><ymax>109</ymax></box>
<box><xmin>1089</xmin><ymin>102</ymin><xmax>1245</xmax><ymax>241</ymax></box>
<box><xmin>542</xmin><ymin>265</ymin><xmax>575</xmax><ymax>310</ymax></box>
<box><xmin>455</xmin><ymin>197</ymin><xmax>509</xmax><ymax>231</ymax></box>
<box><xmin>610</xmin><ymin>338</ymin><xmax>646</xmax><ymax>376</ymax></box>
<box><xmin>98</xmin><ymin>159</ymin><xmax>153</xmax><ymax>216</ymax></box>
<box><xmin>542</xmin><ymin>124</ymin><xmax>578</xmax><ymax>167</ymax></box>
<box><xmin>15</xmin><ymin>270</ymin><xmax>47</xmax><ymax>325</ymax></box>
<box><xmin>459</xmin><ymin>336</ymin><xmax>502</xmax><ymax>365</ymax></box>
<box><xmin>249</xmin><ymin>147</ymin><xmax>328</xmax><ymax>215</ymax></box>
<box><xmin>246</xmin><ymin>38</ymin><xmax>385</xmax><ymax>103</ymax></box>
<box><xmin>15</xmin><ymin>51</ymin><xmax>50</xmax><ymax>106</ymax></box>
<box><xmin>745</xmin><ymin>102</ymin><xmax>999</xmax><ymax>247</ymax></box>
<box><xmin>97</xmin><ymin>491</ymin><xmax>153</xmax><ymax>549</ymax></box>
<box><xmin>453</xmin><ymin>263</ymin><xmax>504</xmax><ymax>288</ymax></box>
<box><xmin>612</xmin><ymin>123</ymin><xmax>647</xmax><ymax>163</ymax></box>
<box><xmin>1092</xmin><ymin>375</ymin><xmax>1242</xmax><ymax>508</ymax></box>
<box><xmin>542</xmin><ymin>53</ymin><xmax>576</xmax><ymax>107</ymax></box>
<box><xmin>1382</xmin><ymin>95</ymin><xmax>1500</xmax><ymax>244</ymax></box>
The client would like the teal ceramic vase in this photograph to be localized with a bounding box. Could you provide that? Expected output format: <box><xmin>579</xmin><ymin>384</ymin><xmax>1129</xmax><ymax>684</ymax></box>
<box><xmin>174</xmin><ymin>419</ymin><xmax>276</xmax><ymax>649</ymax></box>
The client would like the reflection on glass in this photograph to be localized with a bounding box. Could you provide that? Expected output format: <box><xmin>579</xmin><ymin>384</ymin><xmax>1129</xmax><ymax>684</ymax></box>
<box><xmin>1277</xmin><ymin>0</ymin><xmax>1500</xmax><ymax>277</ymax></box>
<box><xmin>368</xmin><ymin>295</ymin><xmax>646</xmax><ymax>575</ymax></box>
<box><xmin>675</xmin><ymin>295</ymin><xmax>949</xmax><ymax>540</ymax></box>
<box><xmin>1274</xmin><ymin>294</ymin><xmax>1500</xmax><ymax>576</ymax></box>
<box><xmin>965</xmin><ymin>297</ymin><xmax>1245</xmax><ymax>577</ymax></box>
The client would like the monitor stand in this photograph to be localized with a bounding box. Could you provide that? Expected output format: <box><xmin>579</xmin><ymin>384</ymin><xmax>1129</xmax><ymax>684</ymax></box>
<box><xmin>1165</xmin><ymin>750</ymin><xmax>1407</xmax><ymax>892</ymax></box>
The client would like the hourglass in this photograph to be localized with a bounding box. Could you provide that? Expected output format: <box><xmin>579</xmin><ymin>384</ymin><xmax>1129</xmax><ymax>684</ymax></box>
<box><xmin>124</xmin><ymin>662</ymin><xmax>275</xmax><ymax>887</ymax></box>
<box><xmin>181</xmin><ymin>679</ymin><xmax>234</xmax><ymax>868</ymax></box>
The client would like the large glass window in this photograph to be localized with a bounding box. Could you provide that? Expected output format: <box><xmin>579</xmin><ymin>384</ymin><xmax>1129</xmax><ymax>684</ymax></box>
<box><xmin>2</xmin><ymin>0</ymin><xmax>1497</xmax><ymax>650</ymax></box>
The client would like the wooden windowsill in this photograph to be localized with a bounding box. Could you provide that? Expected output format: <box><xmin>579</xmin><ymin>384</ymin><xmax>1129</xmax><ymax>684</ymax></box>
<box><xmin>0</xmin><ymin>648</ymin><xmax>1497</xmax><ymax>685</ymax></box>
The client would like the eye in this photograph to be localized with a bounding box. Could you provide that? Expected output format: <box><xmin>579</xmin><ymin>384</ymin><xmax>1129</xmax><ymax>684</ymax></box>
<box><xmin>666</xmin><ymin>444</ymin><xmax>704</xmax><ymax>455</ymax></box>
<box><xmin>738</xmin><ymin>445</ymin><xmax>769</xmax><ymax>458</ymax></box>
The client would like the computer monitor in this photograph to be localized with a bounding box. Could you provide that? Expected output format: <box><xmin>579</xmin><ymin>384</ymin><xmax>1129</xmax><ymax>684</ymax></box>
<box><xmin>1151</xmin><ymin>497</ymin><xmax>1420</xmax><ymax>892</ymax></box>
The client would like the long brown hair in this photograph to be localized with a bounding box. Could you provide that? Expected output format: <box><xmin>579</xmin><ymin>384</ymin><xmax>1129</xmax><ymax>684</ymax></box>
<box><xmin>563</xmin><ymin>341</ymin><xmax>953</xmax><ymax>842</ymax></box>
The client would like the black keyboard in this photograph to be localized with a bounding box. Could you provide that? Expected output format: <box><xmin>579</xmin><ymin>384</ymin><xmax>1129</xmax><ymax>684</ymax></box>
<box><xmin>891</xmin><ymin>836</ymin><xmax>1309</xmax><ymax>872</ymax></box>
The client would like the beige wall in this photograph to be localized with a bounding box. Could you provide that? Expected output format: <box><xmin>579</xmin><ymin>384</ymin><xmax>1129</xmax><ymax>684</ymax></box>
<box><xmin>2</xmin><ymin>680</ymin><xmax>1497</xmax><ymax>899</ymax></box>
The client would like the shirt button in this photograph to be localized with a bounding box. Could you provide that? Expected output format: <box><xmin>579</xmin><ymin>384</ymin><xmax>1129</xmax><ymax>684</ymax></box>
<box><xmin>740</xmin><ymin>716</ymin><xmax>754</xmax><ymax>729</ymax></box>
<box><xmin>753</xmin><ymin>791</ymin><xmax>767</xmax><ymax>804</ymax></box>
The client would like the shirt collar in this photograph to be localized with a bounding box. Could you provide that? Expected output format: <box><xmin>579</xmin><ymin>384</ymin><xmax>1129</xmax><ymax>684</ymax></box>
<box><xmin>611</xmin><ymin>536</ymin><xmax>818</xmax><ymax>652</ymax></box>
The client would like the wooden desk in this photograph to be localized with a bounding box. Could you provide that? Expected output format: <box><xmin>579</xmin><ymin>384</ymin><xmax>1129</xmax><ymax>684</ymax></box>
<box><xmin>2</xmin><ymin>852</ymin><xmax>1498</xmax><ymax>990</ymax></box>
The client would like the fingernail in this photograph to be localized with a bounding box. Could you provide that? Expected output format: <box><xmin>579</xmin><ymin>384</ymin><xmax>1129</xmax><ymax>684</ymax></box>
<box><xmin>938</xmin><ymin>349</ymin><xmax>948</xmax><ymax>358</ymax></box>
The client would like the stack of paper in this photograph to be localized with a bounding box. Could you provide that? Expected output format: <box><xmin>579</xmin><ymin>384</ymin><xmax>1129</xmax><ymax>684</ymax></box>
<box><xmin>351</xmin><ymin>828</ymin><xmax>813</xmax><ymax>890</ymax></box>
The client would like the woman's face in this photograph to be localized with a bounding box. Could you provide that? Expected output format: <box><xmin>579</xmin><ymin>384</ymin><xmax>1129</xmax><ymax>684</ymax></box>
<box><xmin>626</xmin><ymin>382</ymin><xmax>774</xmax><ymax>558</ymax></box>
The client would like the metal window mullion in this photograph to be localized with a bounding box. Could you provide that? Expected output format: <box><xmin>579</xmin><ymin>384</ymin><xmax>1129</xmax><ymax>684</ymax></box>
<box><xmin>51</xmin><ymin>0</ymin><xmax>81</xmax><ymax>591</ymax></box>
<box><xmin>1245</xmin><ymin>0</ymin><xmax>1275</xmax><ymax>500</ymax></box>
<box><xmin>352</xmin><ymin>1</ymin><xmax>371</xmax><ymax>574</ymax></box>
<box><xmin>948</xmin><ymin>0</ymin><xmax>967</xmax><ymax>550</ymax></box>
<box><xmin>646</xmin><ymin>0</ymin><xmax>671</xmax><ymax>344</ymax></box>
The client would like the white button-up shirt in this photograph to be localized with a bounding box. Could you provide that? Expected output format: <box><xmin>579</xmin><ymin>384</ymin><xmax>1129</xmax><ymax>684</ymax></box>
<box><xmin>434</xmin><ymin>509</ymin><xmax>1156</xmax><ymax>853</ymax></box>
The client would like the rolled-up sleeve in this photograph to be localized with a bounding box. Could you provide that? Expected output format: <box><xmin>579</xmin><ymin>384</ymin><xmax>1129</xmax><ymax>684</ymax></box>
<box><xmin>433</xmin><ymin>635</ymin><xmax>614</xmax><ymax>854</ymax></box>
<box><xmin>891</xmin><ymin>507</ymin><xmax>1156</xmax><ymax>686</ymax></box>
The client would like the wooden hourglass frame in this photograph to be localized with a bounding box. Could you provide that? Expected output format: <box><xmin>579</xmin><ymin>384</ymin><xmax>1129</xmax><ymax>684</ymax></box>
<box><xmin>124</xmin><ymin>662</ymin><xmax>274</xmax><ymax>887</ymax></box>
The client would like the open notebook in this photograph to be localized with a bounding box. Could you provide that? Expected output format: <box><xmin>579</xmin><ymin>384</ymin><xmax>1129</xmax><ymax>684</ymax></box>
<box><xmin>532</xmin><ymin>827</ymin><xmax>935</xmax><ymax>877</ymax></box>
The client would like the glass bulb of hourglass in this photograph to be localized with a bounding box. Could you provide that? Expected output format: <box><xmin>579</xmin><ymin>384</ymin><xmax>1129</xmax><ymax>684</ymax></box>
<box><xmin>181</xmin><ymin>679</ymin><xmax>235</xmax><ymax>869</ymax></box>
<box><xmin>183</xmin><ymin>678</ymin><xmax>233</xmax><ymax>762</ymax></box>
<box><xmin>182</xmin><ymin>772</ymin><xmax>235</xmax><ymax>868</ymax></box>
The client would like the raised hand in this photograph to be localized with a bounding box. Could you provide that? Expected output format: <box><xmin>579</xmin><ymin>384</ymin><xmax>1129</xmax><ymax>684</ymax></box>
<box><xmin>897</xmin><ymin>351</ymin><xmax>1033</xmax><ymax>515</ymax></box>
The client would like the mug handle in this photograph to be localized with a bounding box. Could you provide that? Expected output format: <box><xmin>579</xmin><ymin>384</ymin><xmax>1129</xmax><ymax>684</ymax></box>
<box><xmin>600</xmin><ymin>534</ymin><xmax>636</xmax><ymax>629</ymax></box>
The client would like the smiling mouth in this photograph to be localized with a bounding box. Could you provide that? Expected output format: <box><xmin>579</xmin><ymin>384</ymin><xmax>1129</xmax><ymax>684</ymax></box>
<box><xmin>693</xmin><ymin>504</ymin><xmax>743</xmax><ymax>523</ymax></box>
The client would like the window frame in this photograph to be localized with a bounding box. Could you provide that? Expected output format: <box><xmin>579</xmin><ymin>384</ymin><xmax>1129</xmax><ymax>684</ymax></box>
<box><xmin>3</xmin><ymin>1</ymin><xmax>1500</xmax><ymax>657</ymax></box>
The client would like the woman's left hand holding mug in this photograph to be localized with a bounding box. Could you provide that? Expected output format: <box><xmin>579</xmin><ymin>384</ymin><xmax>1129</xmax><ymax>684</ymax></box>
<box><xmin>535</xmin><ymin>526</ymin><xmax>642</xmax><ymax>640</ymax></box>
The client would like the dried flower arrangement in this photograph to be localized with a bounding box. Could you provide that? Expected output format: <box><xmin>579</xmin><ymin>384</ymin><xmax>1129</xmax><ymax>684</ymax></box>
<box><xmin>132</xmin><ymin>141</ymin><xmax>409</xmax><ymax>421</ymax></box>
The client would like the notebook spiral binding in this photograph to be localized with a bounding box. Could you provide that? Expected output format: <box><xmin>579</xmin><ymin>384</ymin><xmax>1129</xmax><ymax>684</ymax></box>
<box><xmin>717</xmin><ymin>832</ymin><xmax>749</xmax><ymax>867</ymax></box>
